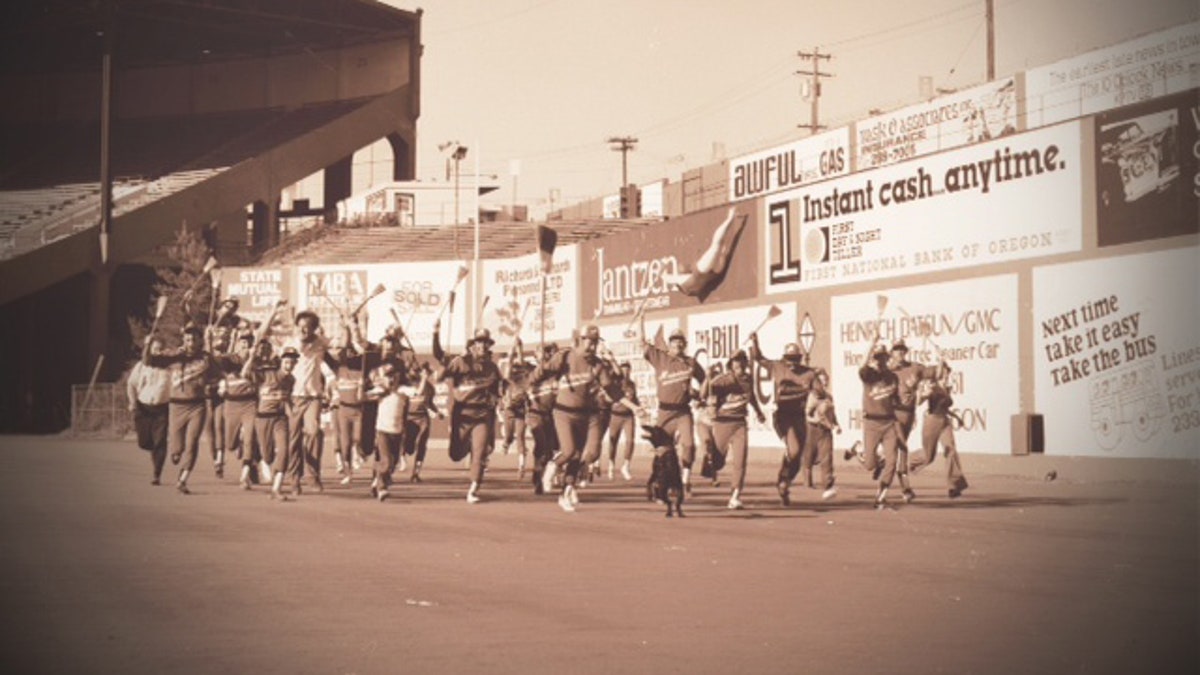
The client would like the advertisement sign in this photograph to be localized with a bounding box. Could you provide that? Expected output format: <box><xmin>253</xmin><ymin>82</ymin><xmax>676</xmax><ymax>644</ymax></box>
<box><xmin>1095</xmin><ymin>90</ymin><xmax>1199</xmax><ymax>247</ymax></box>
<box><xmin>854</xmin><ymin>77</ymin><xmax>1017</xmax><ymax>171</ymax></box>
<box><xmin>1033</xmin><ymin>248</ymin><xmax>1200</xmax><ymax>458</ymax></box>
<box><xmin>831</xmin><ymin>275</ymin><xmax>1019</xmax><ymax>455</ymax></box>
<box><xmin>640</xmin><ymin>180</ymin><xmax>665</xmax><ymax>218</ymax></box>
<box><xmin>478</xmin><ymin>245</ymin><xmax>579</xmax><ymax>346</ymax></box>
<box><xmin>687</xmin><ymin>302</ymin><xmax>799</xmax><ymax>450</ymax></box>
<box><xmin>580</xmin><ymin>204</ymin><xmax>758</xmax><ymax>319</ymax></box>
<box><xmin>1026</xmin><ymin>22</ymin><xmax>1200</xmax><ymax>127</ymax></box>
<box><xmin>296</xmin><ymin>261</ymin><xmax>469</xmax><ymax>352</ymax></box>
<box><xmin>219</xmin><ymin>266</ymin><xmax>292</xmax><ymax>346</ymax></box>
<box><xmin>764</xmin><ymin>121</ymin><xmax>1083</xmax><ymax>294</ymax></box>
<box><xmin>727</xmin><ymin>127</ymin><xmax>851</xmax><ymax>202</ymax></box>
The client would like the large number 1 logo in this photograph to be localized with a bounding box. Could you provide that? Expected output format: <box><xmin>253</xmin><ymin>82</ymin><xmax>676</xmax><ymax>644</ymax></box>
<box><xmin>768</xmin><ymin>200</ymin><xmax>800</xmax><ymax>285</ymax></box>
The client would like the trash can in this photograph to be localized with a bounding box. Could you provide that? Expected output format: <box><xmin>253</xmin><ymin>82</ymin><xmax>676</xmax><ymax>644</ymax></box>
<box><xmin>1010</xmin><ymin>413</ymin><xmax>1044</xmax><ymax>455</ymax></box>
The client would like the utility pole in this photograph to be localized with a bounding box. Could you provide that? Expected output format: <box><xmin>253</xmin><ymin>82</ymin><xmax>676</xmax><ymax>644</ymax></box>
<box><xmin>985</xmin><ymin>0</ymin><xmax>995</xmax><ymax>81</ymax></box>
<box><xmin>796</xmin><ymin>47</ymin><xmax>833</xmax><ymax>135</ymax></box>
<box><xmin>607</xmin><ymin>136</ymin><xmax>638</xmax><ymax>188</ymax></box>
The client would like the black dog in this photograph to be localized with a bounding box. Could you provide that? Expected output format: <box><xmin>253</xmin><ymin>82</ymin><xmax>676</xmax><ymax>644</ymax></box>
<box><xmin>642</xmin><ymin>425</ymin><xmax>684</xmax><ymax>518</ymax></box>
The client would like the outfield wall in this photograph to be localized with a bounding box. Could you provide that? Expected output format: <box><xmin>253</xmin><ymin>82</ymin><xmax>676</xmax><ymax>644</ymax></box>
<box><xmin>218</xmin><ymin>22</ymin><xmax>1199</xmax><ymax>459</ymax></box>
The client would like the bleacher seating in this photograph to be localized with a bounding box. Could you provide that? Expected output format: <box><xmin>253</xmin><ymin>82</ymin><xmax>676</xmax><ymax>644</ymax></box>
<box><xmin>0</xmin><ymin>169</ymin><xmax>225</xmax><ymax>260</ymax></box>
<box><xmin>259</xmin><ymin>219</ymin><xmax>659</xmax><ymax>265</ymax></box>
<box><xmin>0</xmin><ymin>100</ymin><xmax>371</xmax><ymax>261</ymax></box>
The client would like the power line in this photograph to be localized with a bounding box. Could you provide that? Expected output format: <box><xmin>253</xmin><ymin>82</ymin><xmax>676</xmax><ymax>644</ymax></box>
<box><xmin>825</xmin><ymin>0</ymin><xmax>981</xmax><ymax>49</ymax></box>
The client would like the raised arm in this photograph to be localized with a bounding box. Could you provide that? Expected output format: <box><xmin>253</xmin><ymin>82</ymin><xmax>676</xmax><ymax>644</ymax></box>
<box><xmin>748</xmin><ymin>332</ymin><xmax>771</xmax><ymax>369</ymax></box>
<box><xmin>431</xmin><ymin>319</ymin><xmax>447</xmax><ymax>365</ymax></box>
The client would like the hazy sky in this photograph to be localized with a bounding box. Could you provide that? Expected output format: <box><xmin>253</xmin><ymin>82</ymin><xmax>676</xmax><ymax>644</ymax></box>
<box><xmin>376</xmin><ymin>0</ymin><xmax>1196</xmax><ymax>219</ymax></box>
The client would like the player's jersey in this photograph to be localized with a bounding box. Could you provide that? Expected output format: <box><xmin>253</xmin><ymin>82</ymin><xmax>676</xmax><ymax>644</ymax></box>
<box><xmin>644</xmin><ymin>345</ymin><xmax>704</xmax><ymax>409</ymax></box>
<box><xmin>859</xmin><ymin>365</ymin><xmax>899</xmax><ymax>419</ymax></box>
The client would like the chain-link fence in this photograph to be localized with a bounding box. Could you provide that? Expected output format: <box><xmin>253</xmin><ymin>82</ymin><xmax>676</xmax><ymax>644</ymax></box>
<box><xmin>71</xmin><ymin>383</ymin><xmax>134</xmax><ymax>438</ymax></box>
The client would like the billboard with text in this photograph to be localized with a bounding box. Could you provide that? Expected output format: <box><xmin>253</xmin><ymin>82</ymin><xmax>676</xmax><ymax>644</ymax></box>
<box><xmin>727</xmin><ymin>127</ymin><xmax>851</xmax><ymax>202</ymax></box>
<box><xmin>219</xmin><ymin>266</ymin><xmax>293</xmax><ymax>346</ymax></box>
<box><xmin>295</xmin><ymin>261</ymin><xmax>469</xmax><ymax>352</ymax></box>
<box><xmin>764</xmin><ymin>121</ymin><xmax>1083</xmax><ymax>294</ymax></box>
<box><xmin>687</xmin><ymin>302</ymin><xmax>799</xmax><ymax>450</ymax></box>
<box><xmin>854</xmin><ymin>77</ymin><xmax>1017</xmax><ymax>171</ymax></box>
<box><xmin>478</xmin><ymin>245</ymin><xmax>578</xmax><ymax>347</ymax></box>
<box><xmin>830</xmin><ymin>275</ymin><xmax>1020</xmax><ymax>454</ymax></box>
<box><xmin>1026</xmin><ymin>21</ymin><xmax>1199</xmax><ymax>127</ymax></box>
<box><xmin>1033</xmin><ymin>248</ymin><xmax>1200</xmax><ymax>458</ymax></box>
<box><xmin>579</xmin><ymin>204</ymin><xmax>758</xmax><ymax>320</ymax></box>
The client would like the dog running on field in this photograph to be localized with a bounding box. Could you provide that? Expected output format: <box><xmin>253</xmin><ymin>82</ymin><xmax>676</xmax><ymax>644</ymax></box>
<box><xmin>642</xmin><ymin>425</ymin><xmax>684</xmax><ymax>518</ymax></box>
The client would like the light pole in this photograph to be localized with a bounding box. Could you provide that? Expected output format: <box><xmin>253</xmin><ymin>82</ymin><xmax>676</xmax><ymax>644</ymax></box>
<box><xmin>438</xmin><ymin>141</ymin><xmax>469</xmax><ymax>257</ymax></box>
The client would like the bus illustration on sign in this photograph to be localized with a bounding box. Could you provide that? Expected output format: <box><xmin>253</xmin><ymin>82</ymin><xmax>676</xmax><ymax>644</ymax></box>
<box><xmin>1089</xmin><ymin>361</ymin><xmax>1167</xmax><ymax>450</ymax></box>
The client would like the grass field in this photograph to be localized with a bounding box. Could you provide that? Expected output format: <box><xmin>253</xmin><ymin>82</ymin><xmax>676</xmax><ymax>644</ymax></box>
<box><xmin>0</xmin><ymin>435</ymin><xmax>1195</xmax><ymax>674</ymax></box>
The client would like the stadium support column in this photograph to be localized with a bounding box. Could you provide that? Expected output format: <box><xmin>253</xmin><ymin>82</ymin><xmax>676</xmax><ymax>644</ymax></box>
<box><xmin>324</xmin><ymin>156</ymin><xmax>353</xmax><ymax>224</ymax></box>
<box><xmin>387</xmin><ymin>133</ymin><xmax>414</xmax><ymax>181</ymax></box>
<box><xmin>252</xmin><ymin>200</ymin><xmax>280</xmax><ymax>251</ymax></box>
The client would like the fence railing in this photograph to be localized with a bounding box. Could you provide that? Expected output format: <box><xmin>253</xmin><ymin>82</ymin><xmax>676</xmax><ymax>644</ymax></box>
<box><xmin>70</xmin><ymin>383</ymin><xmax>133</xmax><ymax>438</ymax></box>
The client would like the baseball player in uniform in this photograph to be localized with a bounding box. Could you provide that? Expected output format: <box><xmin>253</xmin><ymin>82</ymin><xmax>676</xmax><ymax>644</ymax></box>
<box><xmin>602</xmin><ymin>361</ymin><xmax>643</xmax><ymax>481</ymax></box>
<box><xmin>538</xmin><ymin>325</ymin><xmax>611</xmax><ymax>511</ymax></box>
<box><xmin>858</xmin><ymin>336</ymin><xmax>914</xmax><ymax>508</ymax></box>
<box><xmin>911</xmin><ymin>356</ymin><xmax>969</xmax><ymax>498</ymax></box>
<box><xmin>215</xmin><ymin>333</ymin><xmax>260</xmax><ymax>489</ymax></box>
<box><xmin>707</xmin><ymin>351</ymin><xmax>766</xmax><ymax>509</ymax></box>
<box><xmin>888</xmin><ymin>339</ymin><xmax>937</xmax><ymax>458</ymax></box>
<box><xmin>402</xmin><ymin>362</ymin><xmax>442</xmax><ymax>483</ymax></box>
<box><xmin>638</xmin><ymin>317</ymin><xmax>706</xmax><ymax>494</ymax></box>
<box><xmin>143</xmin><ymin>323</ymin><xmax>219</xmax><ymax>495</ymax></box>
<box><xmin>435</xmin><ymin>327</ymin><xmax>502</xmax><ymax>504</ymax></box>
<box><xmin>748</xmin><ymin>333</ymin><xmax>818</xmax><ymax>506</ymax></box>
<box><xmin>525</xmin><ymin>344</ymin><xmax>560</xmax><ymax>494</ymax></box>
<box><xmin>245</xmin><ymin>342</ymin><xmax>298</xmax><ymax>500</ymax></box>
<box><xmin>803</xmin><ymin>370</ymin><xmax>842</xmax><ymax>501</ymax></box>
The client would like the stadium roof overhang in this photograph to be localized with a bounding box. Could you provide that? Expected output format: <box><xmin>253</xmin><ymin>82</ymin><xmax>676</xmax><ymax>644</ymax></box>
<box><xmin>0</xmin><ymin>0</ymin><xmax>423</xmax><ymax>306</ymax></box>
<box><xmin>0</xmin><ymin>0</ymin><xmax>420</xmax><ymax>75</ymax></box>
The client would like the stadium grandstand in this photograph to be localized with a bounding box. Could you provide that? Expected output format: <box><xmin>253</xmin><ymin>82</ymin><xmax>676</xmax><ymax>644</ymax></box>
<box><xmin>0</xmin><ymin>0</ymin><xmax>428</xmax><ymax>432</ymax></box>
<box><xmin>0</xmin><ymin>1</ymin><xmax>660</xmax><ymax>434</ymax></box>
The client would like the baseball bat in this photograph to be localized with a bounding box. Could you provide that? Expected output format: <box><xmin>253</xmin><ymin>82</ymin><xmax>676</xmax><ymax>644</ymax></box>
<box><xmin>351</xmin><ymin>283</ymin><xmax>388</xmax><ymax>318</ymax></box>
<box><xmin>741</xmin><ymin>305</ymin><xmax>783</xmax><ymax>346</ymax></box>
<box><xmin>474</xmin><ymin>295</ymin><xmax>491</xmax><ymax>330</ymax></box>
<box><xmin>896</xmin><ymin>305</ymin><xmax>941</xmax><ymax>353</ymax></box>
<box><xmin>147</xmin><ymin>295</ymin><xmax>168</xmax><ymax>338</ymax></box>
<box><xmin>254</xmin><ymin>299</ymin><xmax>287</xmax><ymax>345</ymax></box>
<box><xmin>624</xmin><ymin>296</ymin><xmax>651</xmax><ymax>331</ymax></box>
